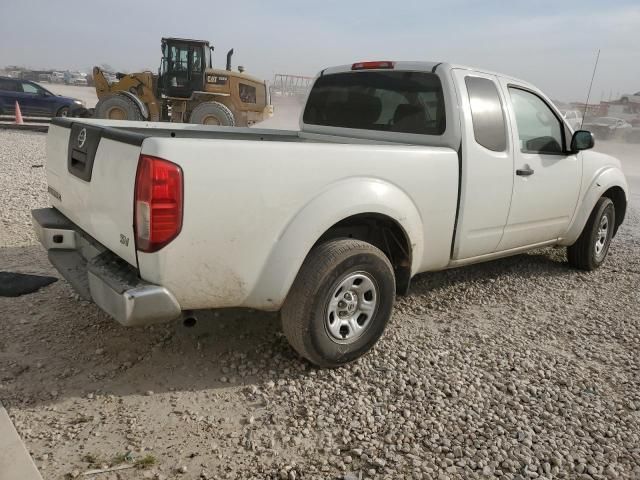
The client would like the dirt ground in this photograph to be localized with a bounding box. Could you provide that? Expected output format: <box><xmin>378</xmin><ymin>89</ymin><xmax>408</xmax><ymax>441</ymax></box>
<box><xmin>37</xmin><ymin>83</ymin><xmax>304</xmax><ymax>129</ymax></box>
<box><xmin>1</xmin><ymin>132</ymin><xmax>639</xmax><ymax>479</ymax></box>
<box><xmin>41</xmin><ymin>83</ymin><xmax>99</xmax><ymax>109</ymax></box>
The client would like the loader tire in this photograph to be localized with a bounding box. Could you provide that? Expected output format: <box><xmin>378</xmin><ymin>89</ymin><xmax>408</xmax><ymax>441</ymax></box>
<box><xmin>189</xmin><ymin>101</ymin><xmax>235</xmax><ymax>126</ymax></box>
<box><xmin>94</xmin><ymin>94</ymin><xmax>143</xmax><ymax>121</ymax></box>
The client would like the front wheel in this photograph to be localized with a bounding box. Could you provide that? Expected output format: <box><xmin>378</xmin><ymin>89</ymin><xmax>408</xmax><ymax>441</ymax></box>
<box><xmin>567</xmin><ymin>197</ymin><xmax>615</xmax><ymax>271</ymax></box>
<box><xmin>94</xmin><ymin>94</ymin><xmax>143</xmax><ymax>121</ymax></box>
<box><xmin>56</xmin><ymin>106</ymin><xmax>69</xmax><ymax>117</ymax></box>
<box><xmin>281</xmin><ymin>239</ymin><xmax>396</xmax><ymax>367</ymax></box>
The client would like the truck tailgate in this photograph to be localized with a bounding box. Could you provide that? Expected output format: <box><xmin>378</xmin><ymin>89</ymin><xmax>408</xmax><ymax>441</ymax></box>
<box><xmin>45</xmin><ymin>120</ymin><xmax>142</xmax><ymax>266</ymax></box>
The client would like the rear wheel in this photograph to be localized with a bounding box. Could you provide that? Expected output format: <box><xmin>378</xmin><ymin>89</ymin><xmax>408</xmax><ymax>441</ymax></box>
<box><xmin>281</xmin><ymin>239</ymin><xmax>396</xmax><ymax>367</ymax></box>
<box><xmin>567</xmin><ymin>197</ymin><xmax>615</xmax><ymax>271</ymax></box>
<box><xmin>94</xmin><ymin>94</ymin><xmax>143</xmax><ymax>121</ymax></box>
<box><xmin>188</xmin><ymin>101</ymin><xmax>235</xmax><ymax>126</ymax></box>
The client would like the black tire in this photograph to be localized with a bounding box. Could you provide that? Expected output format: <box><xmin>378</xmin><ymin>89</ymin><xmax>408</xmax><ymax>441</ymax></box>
<box><xmin>94</xmin><ymin>94</ymin><xmax>143</xmax><ymax>121</ymax></box>
<box><xmin>281</xmin><ymin>239</ymin><xmax>396</xmax><ymax>367</ymax></box>
<box><xmin>56</xmin><ymin>106</ymin><xmax>70</xmax><ymax>117</ymax></box>
<box><xmin>567</xmin><ymin>197</ymin><xmax>615</xmax><ymax>271</ymax></box>
<box><xmin>189</xmin><ymin>101</ymin><xmax>235</xmax><ymax>126</ymax></box>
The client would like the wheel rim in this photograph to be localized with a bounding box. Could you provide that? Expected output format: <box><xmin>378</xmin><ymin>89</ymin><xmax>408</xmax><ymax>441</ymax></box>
<box><xmin>202</xmin><ymin>115</ymin><xmax>221</xmax><ymax>125</ymax></box>
<box><xmin>325</xmin><ymin>271</ymin><xmax>378</xmax><ymax>344</ymax></box>
<box><xmin>106</xmin><ymin>106</ymin><xmax>126</xmax><ymax>120</ymax></box>
<box><xmin>594</xmin><ymin>214</ymin><xmax>610</xmax><ymax>258</ymax></box>
<box><xmin>60</xmin><ymin>109</ymin><xmax>68</xmax><ymax>117</ymax></box>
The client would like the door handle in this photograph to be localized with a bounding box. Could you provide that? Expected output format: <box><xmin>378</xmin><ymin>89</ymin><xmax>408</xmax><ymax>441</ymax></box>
<box><xmin>516</xmin><ymin>167</ymin><xmax>535</xmax><ymax>176</ymax></box>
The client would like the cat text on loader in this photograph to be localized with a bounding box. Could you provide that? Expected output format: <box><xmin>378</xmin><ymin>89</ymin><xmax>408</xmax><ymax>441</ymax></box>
<box><xmin>93</xmin><ymin>37</ymin><xmax>272</xmax><ymax>126</ymax></box>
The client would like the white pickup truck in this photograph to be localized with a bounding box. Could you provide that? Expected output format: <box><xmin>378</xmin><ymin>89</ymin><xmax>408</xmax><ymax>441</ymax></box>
<box><xmin>33</xmin><ymin>60</ymin><xmax>628</xmax><ymax>367</ymax></box>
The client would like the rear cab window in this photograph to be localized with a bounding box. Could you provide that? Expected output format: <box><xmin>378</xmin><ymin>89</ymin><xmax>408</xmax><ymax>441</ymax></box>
<box><xmin>465</xmin><ymin>76</ymin><xmax>507</xmax><ymax>152</ymax></box>
<box><xmin>303</xmin><ymin>71</ymin><xmax>446</xmax><ymax>135</ymax></box>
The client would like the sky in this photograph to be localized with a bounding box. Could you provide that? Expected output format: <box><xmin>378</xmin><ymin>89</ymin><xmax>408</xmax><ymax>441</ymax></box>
<box><xmin>1</xmin><ymin>0</ymin><xmax>638</xmax><ymax>103</ymax></box>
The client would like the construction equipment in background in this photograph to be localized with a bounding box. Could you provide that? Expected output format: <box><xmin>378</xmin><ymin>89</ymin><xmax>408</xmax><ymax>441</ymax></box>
<box><xmin>269</xmin><ymin>73</ymin><xmax>314</xmax><ymax>98</ymax></box>
<box><xmin>93</xmin><ymin>37</ymin><xmax>272</xmax><ymax>126</ymax></box>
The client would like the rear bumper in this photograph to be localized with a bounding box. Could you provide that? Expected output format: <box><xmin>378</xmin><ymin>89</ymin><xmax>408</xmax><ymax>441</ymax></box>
<box><xmin>31</xmin><ymin>207</ymin><xmax>181</xmax><ymax>326</ymax></box>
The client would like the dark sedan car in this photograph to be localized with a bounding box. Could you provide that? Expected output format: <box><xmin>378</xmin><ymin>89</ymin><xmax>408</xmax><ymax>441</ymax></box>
<box><xmin>0</xmin><ymin>76</ymin><xmax>85</xmax><ymax>117</ymax></box>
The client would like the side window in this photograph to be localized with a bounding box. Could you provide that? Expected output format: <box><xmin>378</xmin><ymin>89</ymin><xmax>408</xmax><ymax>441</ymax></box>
<box><xmin>0</xmin><ymin>79</ymin><xmax>17</xmax><ymax>92</ymax></box>
<box><xmin>465</xmin><ymin>76</ymin><xmax>507</xmax><ymax>152</ymax></box>
<box><xmin>509</xmin><ymin>87</ymin><xmax>564</xmax><ymax>154</ymax></box>
<box><xmin>192</xmin><ymin>48</ymin><xmax>202</xmax><ymax>73</ymax></box>
<box><xmin>21</xmin><ymin>82</ymin><xmax>40</xmax><ymax>94</ymax></box>
<box><xmin>239</xmin><ymin>83</ymin><xmax>256</xmax><ymax>104</ymax></box>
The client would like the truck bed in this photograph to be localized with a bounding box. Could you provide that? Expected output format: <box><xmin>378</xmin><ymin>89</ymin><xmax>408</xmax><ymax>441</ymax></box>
<box><xmin>44</xmin><ymin>117</ymin><xmax>460</xmax><ymax>312</ymax></box>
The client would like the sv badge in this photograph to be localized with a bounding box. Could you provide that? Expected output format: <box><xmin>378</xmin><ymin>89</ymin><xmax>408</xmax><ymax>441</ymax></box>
<box><xmin>120</xmin><ymin>234</ymin><xmax>129</xmax><ymax>246</ymax></box>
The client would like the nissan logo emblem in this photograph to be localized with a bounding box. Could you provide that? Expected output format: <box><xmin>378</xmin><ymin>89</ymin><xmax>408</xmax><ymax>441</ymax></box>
<box><xmin>77</xmin><ymin>128</ymin><xmax>87</xmax><ymax>148</ymax></box>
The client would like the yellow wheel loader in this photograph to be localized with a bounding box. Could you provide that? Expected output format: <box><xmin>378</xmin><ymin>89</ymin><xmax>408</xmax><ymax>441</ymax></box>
<box><xmin>93</xmin><ymin>37</ymin><xmax>272</xmax><ymax>126</ymax></box>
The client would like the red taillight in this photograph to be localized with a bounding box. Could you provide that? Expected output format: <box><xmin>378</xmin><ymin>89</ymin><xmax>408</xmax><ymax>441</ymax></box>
<box><xmin>351</xmin><ymin>61</ymin><xmax>395</xmax><ymax>70</ymax></box>
<box><xmin>134</xmin><ymin>155</ymin><xmax>183</xmax><ymax>253</ymax></box>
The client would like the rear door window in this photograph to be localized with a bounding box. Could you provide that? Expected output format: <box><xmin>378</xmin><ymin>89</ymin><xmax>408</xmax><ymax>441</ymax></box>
<box><xmin>0</xmin><ymin>79</ymin><xmax>18</xmax><ymax>92</ymax></box>
<box><xmin>303</xmin><ymin>71</ymin><xmax>446</xmax><ymax>135</ymax></box>
<box><xmin>465</xmin><ymin>76</ymin><xmax>507</xmax><ymax>152</ymax></box>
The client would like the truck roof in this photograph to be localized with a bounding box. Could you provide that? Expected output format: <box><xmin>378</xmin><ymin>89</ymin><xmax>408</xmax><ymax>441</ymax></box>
<box><xmin>320</xmin><ymin>61</ymin><xmax>531</xmax><ymax>89</ymax></box>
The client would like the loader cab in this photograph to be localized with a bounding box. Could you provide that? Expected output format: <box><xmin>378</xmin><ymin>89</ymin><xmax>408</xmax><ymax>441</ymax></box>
<box><xmin>159</xmin><ymin>37</ymin><xmax>210</xmax><ymax>98</ymax></box>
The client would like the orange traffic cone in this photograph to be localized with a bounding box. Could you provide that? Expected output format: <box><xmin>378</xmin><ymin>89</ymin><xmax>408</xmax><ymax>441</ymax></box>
<box><xmin>15</xmin><ymin>101</ymin><xmax>24</xmax><ymax>125</ymax></box>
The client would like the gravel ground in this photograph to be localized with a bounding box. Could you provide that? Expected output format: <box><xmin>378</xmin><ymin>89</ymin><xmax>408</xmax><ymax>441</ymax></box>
<box><xmin>0</xmin><ymin>130</ymin><xmax>48</xmax><ymax>247</ymax></box>
<box><xmin>0</xmin><ymin>131</ymin><xmax>639</xmax><ymax>479</ymax></box>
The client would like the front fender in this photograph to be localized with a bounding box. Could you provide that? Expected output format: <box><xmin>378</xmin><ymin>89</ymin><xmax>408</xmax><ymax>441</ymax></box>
<box><xmin>244</xmin><ymin>177</ymin><xmax>424</xmax><ymax>309</ymax></box>
<box><xmin>560</xmin><ymin>166</ymin><xmax>629</xmax><ymax>245</ymax></box>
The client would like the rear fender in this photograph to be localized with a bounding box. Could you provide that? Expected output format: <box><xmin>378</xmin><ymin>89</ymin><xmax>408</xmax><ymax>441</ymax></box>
<box><xmin>560</xmin><ymin>166</ymin><xmax>628</xmax><ymax>245</ymax></box>
<box><xmin>245</xmin><ymin>178</ymin><xmax>424</xmax><ymax>309</ymax></box>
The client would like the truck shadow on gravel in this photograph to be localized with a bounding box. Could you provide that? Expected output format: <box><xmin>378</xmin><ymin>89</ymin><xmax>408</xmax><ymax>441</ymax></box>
<box><xmin>409</xmin><ymin>246</ymin><xmax>572</xmax><ymax>296</ymax></box>
<box><xmin>0</xmin><ymin>244</ymin><xmax>584</xmax><ymax>408</ymax></box>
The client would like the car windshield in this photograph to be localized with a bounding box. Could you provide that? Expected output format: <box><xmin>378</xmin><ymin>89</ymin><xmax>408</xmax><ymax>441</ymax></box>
<box><xmin>303</xmin><ymin>70</ymin><xmax>446</xmax><ymax>135</ymax></box>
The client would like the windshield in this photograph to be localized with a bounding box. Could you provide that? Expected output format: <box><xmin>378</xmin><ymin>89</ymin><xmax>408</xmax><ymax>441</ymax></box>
<box><xmin>303</xmin><ymin>70</ymin><xmax>446</xmax><ymax>135</ymax></box>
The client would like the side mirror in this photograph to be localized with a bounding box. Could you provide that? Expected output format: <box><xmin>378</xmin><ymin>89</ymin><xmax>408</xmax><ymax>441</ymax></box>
<box><xmin>571</xmin><ymin>130</ymin><xmax>594</xmax><ymax>152</ymax></box>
